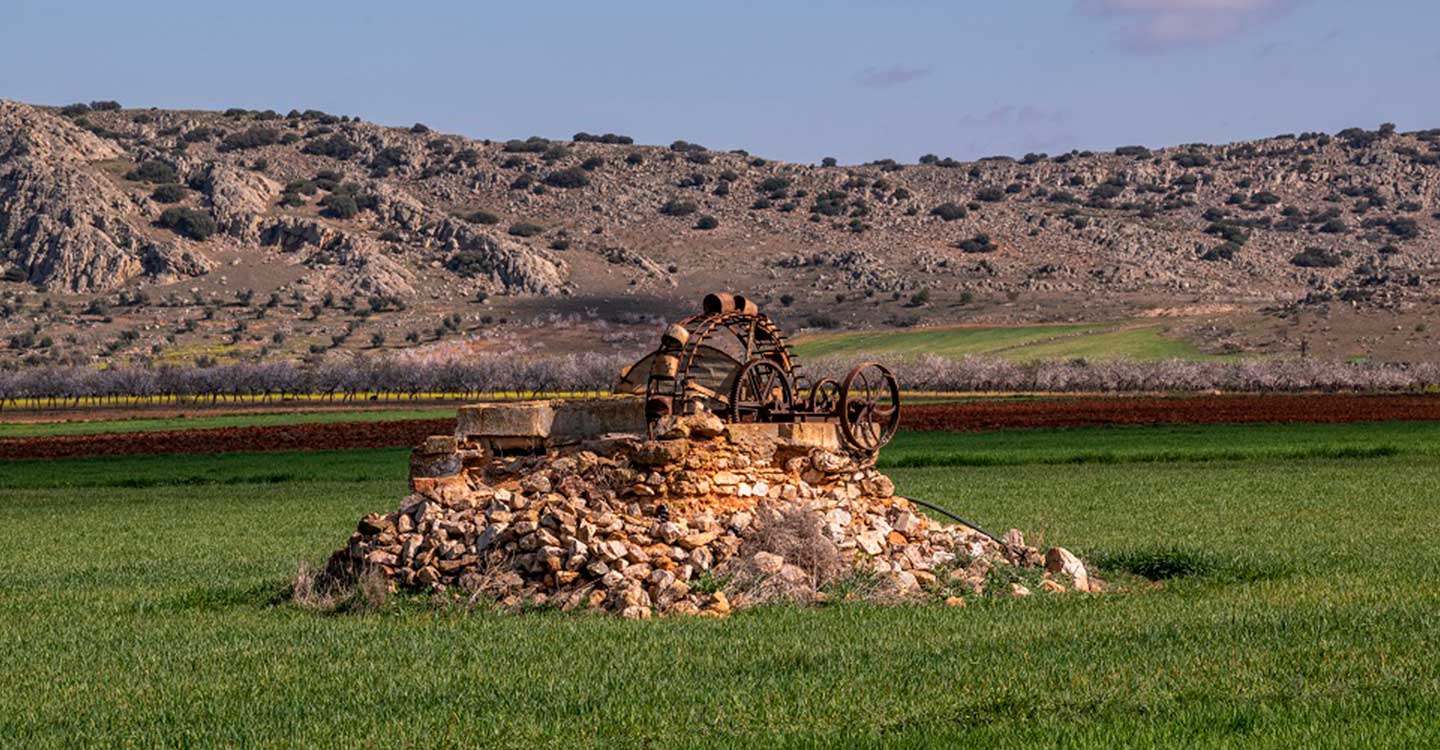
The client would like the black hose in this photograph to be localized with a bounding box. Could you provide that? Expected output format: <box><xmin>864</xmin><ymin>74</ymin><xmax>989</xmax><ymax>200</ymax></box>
<box><xmin>897</xmin><ymin>495</ymin><xmax>1006</xmax><ymax>546</ymax></box>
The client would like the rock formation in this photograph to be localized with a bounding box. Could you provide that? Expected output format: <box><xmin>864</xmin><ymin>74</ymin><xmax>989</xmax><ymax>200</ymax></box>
<box><xmin>321</xmin><ymin>400</ymin><xmax>1095</xmax><ymax>617</ymax></box>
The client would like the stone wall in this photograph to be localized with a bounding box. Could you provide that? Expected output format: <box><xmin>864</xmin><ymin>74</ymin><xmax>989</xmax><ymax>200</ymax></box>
<box><xmin>326</xmin><ymin>401</ymin><xmax>1095</xmax><ymax>618</ymax></box>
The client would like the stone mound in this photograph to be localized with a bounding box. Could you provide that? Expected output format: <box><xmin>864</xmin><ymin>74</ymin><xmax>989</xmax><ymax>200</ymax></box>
<box><xmin>320</xmin><ymin>400</ymin><xmax>1095</xmax><ymax>618</ymax></box>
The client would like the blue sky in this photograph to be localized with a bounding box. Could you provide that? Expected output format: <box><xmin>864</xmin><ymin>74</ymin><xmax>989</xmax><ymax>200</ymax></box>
<box><xmin>4</xmin><ymin>0</ymin><xmax>1437</xmax><ymax>164</ymax></box>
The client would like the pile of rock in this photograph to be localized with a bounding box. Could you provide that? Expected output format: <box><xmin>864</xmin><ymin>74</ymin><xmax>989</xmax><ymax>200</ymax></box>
<box><xmin>321</xmin><ymin>400</ymin><xmax>1095</xmax><ymax>618</ymax></box>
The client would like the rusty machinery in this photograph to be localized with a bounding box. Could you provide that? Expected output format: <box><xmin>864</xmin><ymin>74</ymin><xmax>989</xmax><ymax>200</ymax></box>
<box><xmin>615</xmin><ymin>293</ymin><xmax>901</xmax><ymax>453</ymax></box>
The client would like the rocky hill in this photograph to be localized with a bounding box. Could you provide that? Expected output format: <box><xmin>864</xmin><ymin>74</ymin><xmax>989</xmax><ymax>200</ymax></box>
<box><xmin>3</xmin><ymin>99</ymin><xmax>1439</xmax><ymax>364</ymax></box>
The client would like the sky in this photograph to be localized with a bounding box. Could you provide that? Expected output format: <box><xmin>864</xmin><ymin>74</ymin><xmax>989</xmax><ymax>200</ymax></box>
<box><xmin>4</xmin><ymin>0</ymin><xmax>1438</xmax><ymax>165</ymax></box>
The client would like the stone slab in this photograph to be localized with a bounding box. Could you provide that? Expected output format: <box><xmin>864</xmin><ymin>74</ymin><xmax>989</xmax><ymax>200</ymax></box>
<box><xmin>456</xmin><ymin>401</ymin><xmax>556</xmax><ymax>438</ymax></box>
<box><xmin>456</xmin><ymin>398</ymin><xmax>646</xmax><ymax>445</ymax></box>
<box><xmin>778</xmin><ymin>422</ymin><xmax>842</xmax><ymax>452</ymax></box>
<box><xmin>551</xmin><ymin>398</ymin><xmax>646</xmax><ymax>443</ymax></box>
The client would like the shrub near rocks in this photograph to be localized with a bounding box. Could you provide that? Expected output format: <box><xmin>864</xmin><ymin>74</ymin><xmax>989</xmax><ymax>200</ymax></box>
<box><xmin>126</xmin><ymin>160</ymin><xmax>178</xmax><ymax>183</ymax></box>
<box><xmin>157</xmin><ymin>207</ymin><xmax>217</xmax><ymax>241</ymax></box>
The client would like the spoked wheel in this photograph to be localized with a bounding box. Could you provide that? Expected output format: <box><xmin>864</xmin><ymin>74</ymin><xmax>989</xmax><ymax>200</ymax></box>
<box><xmin>838</xmin><ymin>362</ymin><xmax>901</xmax><ymax>452</ymax></box>
<box><xmin>729</xmin><ymin>358</ymin><xmax>794</xmax><ymax>423</ymax></box>
<box><xmin>808</xmin><ymin>377</ymin><xmax>842</xmax><ymax>414</ymax></box>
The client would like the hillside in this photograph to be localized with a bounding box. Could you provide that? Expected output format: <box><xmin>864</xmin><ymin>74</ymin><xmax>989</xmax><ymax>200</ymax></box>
<box><xmin>3</xmin><ymin>99</ymin><xmax>1439</xmax><ymax>365</ymax></box>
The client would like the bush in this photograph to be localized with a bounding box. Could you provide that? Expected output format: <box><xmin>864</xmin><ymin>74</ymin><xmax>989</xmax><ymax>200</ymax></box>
<box><xmin>1290</xmin><ymin>247</ymin><xmax>1342</xmax><ymax>268</ymax></box>
<box><xmin>975</xmin><ymin>187</ymin><xmax>1005</xmax><ymax>202</ymax></box>
<box><xmin>320</xmin><ymin>193</ymin><xmax>359</xmax><ymax>219</ymax></box>
<box><xmin>466</xmin><ymin>210</ymin><xmax>500</xmax><ymax>225</ymax></box>
<box><xmin>821</xmin><ymin>157</ymin><xmax>837</xmax><ymax>167</ymax></box>
<box><xmin>811</xmin><ymin>190</ymin><xmax>847</xmax><ymax>217</ymax></box>
<box><xmin>150</xmin><ymin>184</ymin><xmax>187</xmax><ymax>204</ymax></box>
<box><xmin>1387</xmin><ymin>217</ymin><xmax>1420</xmax><ymax>239</ymax></box>
<box><xmin>956</xmin><ymin>234</ymin><xmax>996</xmax><ymax>253</ymax></box>
<box><xmin>90</xmin><ymin>100</ymin><xmax>122</xmax><ymax>111</ymax></box>
<box><xmin>508</xmin><ymin>222</ymin><xmax>544</xmax><ymax>237</ymax></box>
<box><xmin>126</xmin><ymin>160</ymin><xmax>178</xmax><ymax>183</ymax></box>
<box><xmin>220</xmin><ymin>127</ymin><xmax>280</xmax><ymax>151</ymax></box>
<box><xmin>1318</xmin><ymin>218</ymin><xmax>1348</xmax><ymax>234</ymax></box>
<box><xmin>157</xmin><ymin>208</ymin><xmax>217</xmax><ymax>241</ymax></box>
<box><xmin>1115</xmin><ymin>145</ymin><xmax>1151</xmax><ymax>158</ymax></box>
<box><xmin>757</xmin><ymin>177</ymin><xmax>791</xmax><ymax>193</ymax></box>
<box><xmin>694</xmin><ymin>215</ymin><xmax>719</xmax><ymax>230</ymax></box>
<box><xmin>670</xmin><ymin>140</ymin><xmax>706</xmax><ymax>153</ymax></box>
<box><xmin>574</xmin><ymin>132</ymin><xmax>634</xmax><ymax>144</ymax></box>
<box><xmin>580</xmin><ymin>156</ymin><xmax>604</xmax><ymax>171</ymax></box>
<box><xmin>542</xmin><ymin>167</ymin><xmax>590</xmax><ymax>188</ymax></box>
<box><xmin>930</xmin><ymin>202</ymin><xmax>967</xmax><ymax>221</ymax></box>
<box><xmin>1199</xmin><ymin>242</ymin><xmax>1240</xmax><ymax>261</ymax></box>
<box><xmin>302</xmin><ymin>135</ymin><xmax>359</xmax><ymax>160</ymax></box>
<box><xmin>503</xmin><ymin>137</ymin><xmax>550</xmax><ymax>153</ymax></box>
<box><xmin>59</xmin><ymin>103</ymin><xmax>90</xmax><ymax>116</ymax></box>
<box><xmin>625</xmin><ymin>152</ymin><xmax>644</xmax><ymax>165</ymax></box>
<box><xmin>1090</xmin><ymin>184</ymin><xmax>1123</xmax><ymax>201</ymax></box>
<box><xmin>659</xmin><ymin>199</ymin><xmax>698</xmax><ymax>217</ymax></box>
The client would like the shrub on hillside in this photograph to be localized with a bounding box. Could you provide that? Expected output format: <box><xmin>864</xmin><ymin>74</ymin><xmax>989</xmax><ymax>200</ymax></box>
<box><xmin>126</xmin><ymin>160</ymin><xmax>178</xmax><ymax>183</ymax></box>
<box><xmin>302</xmin><ymin>135</ymin><xmax>359</xmax><ymax>160</ymax></box>
<box><xmin>1290</xmin><ymin>247</ymin><xmax>1342</xmax><ymax>268</ymax></box>
<box><xmin>320</xmin><ymin>193</ymin><xmax>359</xmax><ymax>219</ymax></box>
<box><xmin>956</xmin><ymin>234</ymin><xmax>996</xmax><ymax>253</ymax></box>
<box><xmin>150</xmin><ymin>184</ymin><xmax>187</xmax><ymax>204</ymax></box>
<box><xmin>660</xmin><ymin>199</ymin><xmax>698</xmax><ymax>216</ymax></box>
<box><xmin>157</xmin><ymin>207</ymin><xmax>217</xmax><ymax>241</ymax></box>
<box><xmin>694</xmin><ymin>215</ymin><xmax>719</xmax><ymax>230</ymax></box>
<box><xmin>466</xmin><ymin>210</ymin><xmax>500</xmax><ymax>225</ymax></box>
<box><xmin>542</xmin><ymin>167</ymin><xmax>590</xmax><ymax>188</ymax></box>
<box><xmin>503</xmin><ymin>137</ymin><xmax>550</xmax><ymax>153</ymax></box>
<box><xmin>573</xmin><ymin>132</ymin><xmax>634</xmax><ymax>144</ymax></box>
<box><xmin>930</xmin><ymin>202</ymin><xmax>967</xmax><ymax>221</ymax></box>
<box><xmin>508</xmin><ymin>222</ymin><xmax>544</xmax><ymax>237</ymax></box>
<box><xmin>219</xmin><ymin>127</ymin><xmax>280</xmax><ymax>151</ymax></box>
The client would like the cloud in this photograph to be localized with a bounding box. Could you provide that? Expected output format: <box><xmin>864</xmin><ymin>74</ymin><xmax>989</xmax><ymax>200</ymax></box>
<box><xmin>1078</xmin><ymin>0</ymin><xmax>1301</xmax><ymax>53</ymax></box>
<box><xmin>854</xmin><ymin>65</ymin><xmax>931</xmax><ymax>88</ymax></box>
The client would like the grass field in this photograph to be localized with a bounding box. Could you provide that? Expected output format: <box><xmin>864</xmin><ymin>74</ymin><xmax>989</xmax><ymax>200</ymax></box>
<box><xmin>792</xmin><ymin>322</ymin><xmax>1214</xmax><ymax>361</ymax></box>
<box><xmin>4</xmin><ymin>422</ymin><xmax>1440</xmax><ymax>747</ymax></box>
<box><xmin>0</xmin><ymin>407</ymin><xmax>456</xmax><ymax>439</ymax></box>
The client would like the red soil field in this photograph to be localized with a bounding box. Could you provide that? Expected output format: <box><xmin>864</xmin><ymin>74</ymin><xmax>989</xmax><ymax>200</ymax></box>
<box><xmin>4</xmin><ymin>393</ymin><xmax>1439</xmax><ymax>460</ymax></box>
<box><xmin>904</xmin><ymin>393</ymin><xmax>1440</xmax><ymax>431</ymax></box>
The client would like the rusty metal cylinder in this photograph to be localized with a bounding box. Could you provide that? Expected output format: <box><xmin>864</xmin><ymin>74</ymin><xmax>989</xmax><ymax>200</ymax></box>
<box><xmin>651</xmin><ymin>354</ymin><xmax>680</xmax><ymax>379</ymax></box>
<box><xmin>646</xmin><ymin>397</ymin><xmax>673</xmax><ymax>421</ymax></box>
<box><xmin>702</xmin><ymin>292</ymin><xmax>737</xmax><ymax>314</ymax></box>
<box><xmin>661</xmin><ymin>323</ymin><xmax>690</xmax><ymax>348</ymax></box>
<box><xmin>734</xmin><ymin>294</ymin><xmax>759</xmax><ymax>315</ymax></box>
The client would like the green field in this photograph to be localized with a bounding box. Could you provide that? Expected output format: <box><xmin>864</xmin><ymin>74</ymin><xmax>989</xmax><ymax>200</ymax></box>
<box><xmin>4</xmin><ymin>422</ymin><xmax>1440</xmax><ymax>747</ymax></box>
<box><xmin>0</xmin><ymin>407</ymin><xmax>456</xmax><ymax>439</ymax></box>
<box><xmin>792</xmin><ymin>322</ymin><xmax>1214</xmax><ymax>361</ymax></box>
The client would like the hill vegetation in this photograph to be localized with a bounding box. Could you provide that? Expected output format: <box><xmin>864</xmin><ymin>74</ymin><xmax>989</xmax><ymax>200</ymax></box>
<box><xmin>3</xmin><ymin>100</ymin><xmax>1440</xmax><ymax>366</ymax></box>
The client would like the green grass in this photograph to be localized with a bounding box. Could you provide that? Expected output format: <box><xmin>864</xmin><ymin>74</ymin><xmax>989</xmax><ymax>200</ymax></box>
<box><xmin>878</xmin><ymin>420</ymin><xmax>1440</xmax><ymax>468</ymax></box>
<box><xmin>0</xmin><ymin>408</ymin><xmax>456</xmax><ymax>438</ymax></box>
<box><xmin>4</xmin><ymin>423</ymin><xmax>1440</xmax><ymax>747</ymax></box>
<box><xmin>792</xmin><ymin>322</ymin><xmax>1217</xmax><ymax>361</ymax></box>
